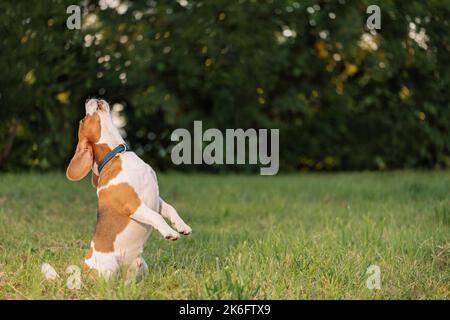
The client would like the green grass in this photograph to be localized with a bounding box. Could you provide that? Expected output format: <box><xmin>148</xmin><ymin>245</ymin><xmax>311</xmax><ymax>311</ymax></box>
<box><xmin>0</xmin><ymin>172</ymin><xmax>448</xmax><ymax>299</ymax></box>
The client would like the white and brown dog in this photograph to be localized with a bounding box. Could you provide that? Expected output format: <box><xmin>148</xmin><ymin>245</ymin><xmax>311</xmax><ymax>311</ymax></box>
<box><xmin>66</xmin><ymin>99</ymin><xmax>191</xmax><ymax>280</ymax></box>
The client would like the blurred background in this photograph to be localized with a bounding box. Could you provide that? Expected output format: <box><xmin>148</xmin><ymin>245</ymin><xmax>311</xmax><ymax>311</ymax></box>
<box><xmin>0</xmin><ymin>0</ymin><xmax>449</xmax><ymax>173</ymax></box>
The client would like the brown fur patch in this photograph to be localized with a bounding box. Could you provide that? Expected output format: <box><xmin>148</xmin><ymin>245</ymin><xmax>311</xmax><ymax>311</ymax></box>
<box><xmin>85</xmin><ymin>248</ymin><xmax>93</xmax><ymax>260</ymax></box>
<box><xmin>93</xmin><ymin>144</ymin><xmax>122</xmax><ymax>187</ymax></box>
<box><xmin>83</xmin><ymin>264</ymin><xmax>97</xmax><ymax>280</ymax></box>
<box><xmin>81</xmin><ymin>113</ymin><xmax>101</xmax><ymax>143</ymax></box>
<box><xmin>93</xmin><ymin>183</ymin><xmax>141</xmax><ymax>252</ymax></box>
<box><xmin>91</xmin><ymin>143</ymin><xmax>123</xmax><ymax>187</ymax></box>
<box><xmin>92</xmin><ymin>143</ymin><xmax>111</xmax><ymax>164</ymax></box>
<box><xmin>99</xmin><ymin>157</ymin><xmax>122</xmax><ymax>187</ymax></box>
<box><xmin>92</xmin><ymin>143</ymin><xmax>123</xmax><ymax>187</ymax></box>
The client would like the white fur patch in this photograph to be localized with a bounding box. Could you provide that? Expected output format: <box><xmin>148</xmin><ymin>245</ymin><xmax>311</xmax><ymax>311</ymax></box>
<box><xmin>85</xmin><ymin>242</ymin><xmax>119</xmax><ymax>279</ymax></box>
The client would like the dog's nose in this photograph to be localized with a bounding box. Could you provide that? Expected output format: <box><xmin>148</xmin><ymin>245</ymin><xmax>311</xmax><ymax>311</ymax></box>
<box><xmin>98</xmin><ymin>99</ymin><xmax>110</xmax><ymax>112</ymax></box>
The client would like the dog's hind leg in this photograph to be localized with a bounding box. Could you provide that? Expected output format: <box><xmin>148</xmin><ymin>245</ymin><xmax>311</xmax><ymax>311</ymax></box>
<box><xmin>126</xmin><ymin>257</ymin><xmax>148</xmax><ymax>283</ymax></box>
<box><xmin>130</xmin><ymin>204</ymin><xmax>180</xmax><ymax>240</ymax></box>
<box><xmin>159</xmin><ymin>198</ymin><xmax>192</xmax><ymax>235</ymax></box>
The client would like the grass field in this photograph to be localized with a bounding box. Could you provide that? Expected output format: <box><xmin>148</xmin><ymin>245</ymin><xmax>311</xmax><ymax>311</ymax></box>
<box><xmin>0</xmin><ymin>172</ymin><xmax>448</xmax><ymax>299</ymax></box>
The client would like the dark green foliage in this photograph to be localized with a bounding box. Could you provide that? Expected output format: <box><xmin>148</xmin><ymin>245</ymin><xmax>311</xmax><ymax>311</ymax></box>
<box><xmin>1</xmin><ymin>0</ymin><xmax>449</xmax><ymax>172</ymax></box>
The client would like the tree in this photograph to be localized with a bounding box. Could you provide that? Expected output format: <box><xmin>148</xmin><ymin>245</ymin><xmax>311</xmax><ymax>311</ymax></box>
<box><xmin>0</xmin><ymin>1</ymin><xmax>449</xmax><ymax>172</ymax></box>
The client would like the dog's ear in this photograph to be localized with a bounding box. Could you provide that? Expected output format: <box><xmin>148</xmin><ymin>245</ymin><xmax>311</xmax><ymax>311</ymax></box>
<box><xmin>66</xmin><ymin>137</ymin><xmax>93</xmax><ymax>181</ymax></box>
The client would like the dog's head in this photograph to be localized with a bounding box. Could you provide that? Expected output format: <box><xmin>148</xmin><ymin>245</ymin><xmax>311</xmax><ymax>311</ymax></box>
<box><xmin>66</xmin><ymin>99</ymin><xmax>120</xmax><ymax>181</ymax></box>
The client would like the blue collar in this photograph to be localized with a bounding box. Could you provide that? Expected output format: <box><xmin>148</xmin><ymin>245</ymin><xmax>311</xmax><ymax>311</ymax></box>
<box><xmin>97</xmin><ymin>143</ymin><xmax>130</xmax><ymax>174</ymax></box>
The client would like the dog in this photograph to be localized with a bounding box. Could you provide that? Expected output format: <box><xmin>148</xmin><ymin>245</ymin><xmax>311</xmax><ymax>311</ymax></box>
<box><xmin>66</xmin><ymin>99</ymin><xmax>192</xmax><ymax>280</ymax></box>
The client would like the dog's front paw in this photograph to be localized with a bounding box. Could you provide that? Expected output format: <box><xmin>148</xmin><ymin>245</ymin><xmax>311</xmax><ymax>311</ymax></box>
<box><xmin>161</xmin><ymin>228</ymin><xmax>180</xmax><ymax>241</ymax></box>
<box><xmin>175</xmin><ymin>222</ymin><xmax>192</xmax><ymax>236</ymax></box>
